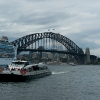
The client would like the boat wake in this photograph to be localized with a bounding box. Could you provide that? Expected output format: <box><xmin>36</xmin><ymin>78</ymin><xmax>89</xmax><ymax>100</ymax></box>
<box><xmin>52</xmin><ymin>71</ymin><xmax>69</xmax><ymax>75</ymax></box>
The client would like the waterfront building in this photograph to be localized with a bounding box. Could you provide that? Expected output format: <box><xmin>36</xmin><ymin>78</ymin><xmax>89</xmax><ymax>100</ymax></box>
<box><xmin>47</xmin><ymin>52</ymin><xmax>53</xmax><ymax>59</ymax></box>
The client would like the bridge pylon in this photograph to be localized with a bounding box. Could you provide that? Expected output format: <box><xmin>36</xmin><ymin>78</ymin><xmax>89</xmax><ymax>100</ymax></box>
<box><xmin>85</xmin><ymin>47</ymin><xmax>90</xmax><ymax>64</ymax></box>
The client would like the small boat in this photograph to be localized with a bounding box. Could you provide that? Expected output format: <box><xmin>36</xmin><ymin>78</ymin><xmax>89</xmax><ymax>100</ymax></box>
<box><xmin>60</xmin><ymin>63</ymin><xmax>67</xmax><ymax>66</ymax></box>
<box><xmin>0</xmin><ymin>60</ymin><xmax>51</xmax><ymax>82</ymax></box>
<box><xmin>69</xmin><ymin>62</ymin><xmax>76</xmax><ymax>66</ymax></box>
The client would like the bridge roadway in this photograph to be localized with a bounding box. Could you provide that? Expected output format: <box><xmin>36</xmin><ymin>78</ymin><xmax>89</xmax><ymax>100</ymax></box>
<box><xmin>17</xmin><ymin>48</ymin><xmax>97</xmax><ymax>63</ymax></box>
<box><xmin>18</xmin><ymin>48</ymin><xmax>85</xmax><ymax>56</ymax></box>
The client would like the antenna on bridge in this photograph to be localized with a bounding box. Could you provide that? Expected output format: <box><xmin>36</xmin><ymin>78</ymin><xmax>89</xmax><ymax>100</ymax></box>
<box><xmin>48</xmin><ymin>29</ymin><xmax>55</xmax><ymax>32</ymax></box>
<box><xmin>48</xmin><ymin>29</ymin><xmax>50</xmax><ymax>31</ymax></box>
<box><xmin>52</xmin><ymin>29</ymin><xmax>55</xmax><ymax>33</ymax></box>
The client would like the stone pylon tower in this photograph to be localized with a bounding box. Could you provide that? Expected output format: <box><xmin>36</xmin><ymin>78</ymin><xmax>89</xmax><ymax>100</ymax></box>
<box><xmin>85</xmin><ymin>48</ymin><xmax>90</xmax><ymax>64</ymax></box>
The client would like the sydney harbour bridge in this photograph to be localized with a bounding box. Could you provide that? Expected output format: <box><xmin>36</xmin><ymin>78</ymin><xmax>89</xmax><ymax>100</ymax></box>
<box><xmin>10</xmin><ymin>32</ymin><xmax>97</xmax><ymax>64</ymax></box>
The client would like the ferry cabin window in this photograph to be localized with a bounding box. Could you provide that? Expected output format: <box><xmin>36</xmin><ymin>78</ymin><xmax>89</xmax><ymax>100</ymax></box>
<box><xmin>11</xmin><ymin>62</ymin><xmax>29</xmax><ymax>66</ymax></box>
<box><xmin>12</xmin><ymin>62</ymin><xmax>25</xmax><ymax>65</ymax></box>
<box><xmin>25</xmin><ymin>62</ymin><xmax>29</xmax><ymax>66</ymax></box>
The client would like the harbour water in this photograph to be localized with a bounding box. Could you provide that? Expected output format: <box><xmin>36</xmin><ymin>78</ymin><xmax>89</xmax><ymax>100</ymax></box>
<box><xmin>0</xmin><ymin>64</ymin><xmax>100</xmax><ymax>100</ymax></box>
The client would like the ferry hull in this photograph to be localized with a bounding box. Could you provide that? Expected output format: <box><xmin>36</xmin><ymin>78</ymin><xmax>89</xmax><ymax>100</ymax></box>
<box><xmin>0</xmin><ymin>72</ymin><xmax>51</xmax><ymax>82</ymax></box>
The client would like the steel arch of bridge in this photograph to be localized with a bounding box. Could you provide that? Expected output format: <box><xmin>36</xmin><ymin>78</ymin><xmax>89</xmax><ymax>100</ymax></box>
<box><xmin>10</xmin><ymin>32</ymin><xmax>84</xmax><ymax>63</ymax></box>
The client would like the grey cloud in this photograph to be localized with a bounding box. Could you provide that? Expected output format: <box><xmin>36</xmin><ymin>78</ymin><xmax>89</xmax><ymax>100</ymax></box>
<box><xmin>0</xmin><ymin>0</ymin><xmax>100</xmax><ymax>56</ymax></box>
<box><xmin>13</xmin><ymin>12</ymin><xmax>70</xmax><ymax>26</ymax></box>
<box><xmin>67</xmin><ymin>29</ymin><xmax>100</xmax><ymax>51</ymax></box>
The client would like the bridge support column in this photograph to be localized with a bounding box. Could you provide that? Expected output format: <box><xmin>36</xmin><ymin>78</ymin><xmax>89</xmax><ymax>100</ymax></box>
<box><xmin>85</xmin><ymin>48</ymin><xmax>90</xmax><ymax>64</ymax></box>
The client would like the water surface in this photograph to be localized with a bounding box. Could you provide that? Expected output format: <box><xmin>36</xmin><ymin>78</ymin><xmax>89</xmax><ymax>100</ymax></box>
<box><xmin>0</xmin><ymin>65</ymin><xmax>100</xmax><ymax>100</ymax></box>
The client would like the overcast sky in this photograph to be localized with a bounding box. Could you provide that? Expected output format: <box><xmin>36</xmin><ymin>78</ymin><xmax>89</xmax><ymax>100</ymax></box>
<box><xmin>0</xmin><ymin>0</ymin><xmax>100</xmax><ymax>56</ymax></box>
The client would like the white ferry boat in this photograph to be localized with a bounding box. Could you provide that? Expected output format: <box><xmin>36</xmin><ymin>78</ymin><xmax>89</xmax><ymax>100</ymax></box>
<box><xmin>0</xmin><ymin>36</ymin><xmax>16</xmax><ymax>68</ymax></box>
<box><xmin>0</xmin><ymin>60</ymin><xmax>51</xmax><ymax>82</ymax></box>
